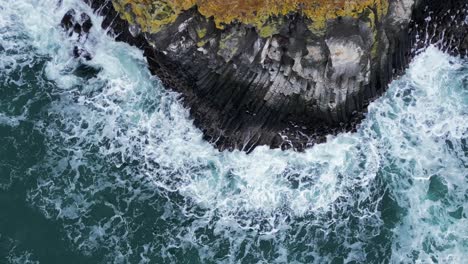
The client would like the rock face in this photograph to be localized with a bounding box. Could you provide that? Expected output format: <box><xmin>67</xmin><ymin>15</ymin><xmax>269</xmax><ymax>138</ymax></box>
<box><xmin>61</xmin><ymin>8</ymin><xmax>94</xmax><ymax>60</ymax></box>
<box><xmin>83</xmin><ymin>0</ymin><xmax>467</xmax><ymax>152</ymax></box>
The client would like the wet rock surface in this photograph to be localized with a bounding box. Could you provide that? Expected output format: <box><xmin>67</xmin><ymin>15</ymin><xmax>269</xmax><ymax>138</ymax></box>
<box><xmin>60</xmin><ymin>8</ymin><xmax>93</xmax><ymax>60</ymax></box>
<box><xmin>83</xmin><ymin>0</ymin><xmax>467</xmax><ymax>152</ymax></box>
<box><xmin>410</xmin><ymin>1</ymin><xmax>468</xmax><ymax>58</ymax></box>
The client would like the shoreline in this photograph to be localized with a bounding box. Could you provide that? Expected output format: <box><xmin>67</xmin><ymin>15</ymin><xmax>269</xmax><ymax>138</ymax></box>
<box><xmin>83</xmin><ymin>0</ymin><xmax>467</xmax><ymax>152</ymax></box>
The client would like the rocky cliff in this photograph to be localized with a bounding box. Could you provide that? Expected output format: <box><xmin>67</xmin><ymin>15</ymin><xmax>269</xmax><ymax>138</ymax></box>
<box><xmin>82</xmin><ymin>0</ymin><xmax>467</xmax><ymax>152</ymax></box>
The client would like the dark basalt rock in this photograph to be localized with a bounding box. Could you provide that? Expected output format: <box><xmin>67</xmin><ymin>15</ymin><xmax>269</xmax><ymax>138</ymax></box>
<box><xmin>410</xmin><ymin>1</ymin><xmax>468</xmax><ymax>58</ymax></box>
<box><xmin>72</xmin><ymin>46</ymin><xmax>92</xmax><ymax>61</ymax></box>
<box><xmin>83</xmin><ymin>0</ymin><xmax>467</xmax><ymax>152</ymax></box>
<box><xmin>60</xmin><ymin>8</ymin><xmax>93</xmax><ymax>39</ymax></box>
<box><xmin>60</xmin><ymin>9</ymin><xmax>75</xmax><ymax>31</ymax></box>
<box><xmin>59</xmin><ymin>7</ymin><xmax>98</xmax><ymax>80</ymax></box>
<box><xmin>81</xmin><ymin>13</ymin><xmax>93</xmax><ymax>34</ymax></box>
<box><xmin>73</xmin><ymin>64</ymin><xmax>101</xmax><ymax>79</ymax></box>
<box><xmin>61</xmin><ymin>8</ymin><xmax>94</xmax><ymax>60</ymax></box>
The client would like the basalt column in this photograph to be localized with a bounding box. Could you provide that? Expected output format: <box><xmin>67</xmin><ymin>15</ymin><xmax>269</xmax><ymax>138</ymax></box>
<box><xmin>83</xmin><ymin>0</ymin><xmax>467</xmax><ymax>152</ymax></box>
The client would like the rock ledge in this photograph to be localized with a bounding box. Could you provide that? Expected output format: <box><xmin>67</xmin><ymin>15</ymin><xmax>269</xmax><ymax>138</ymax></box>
<box><xmin>82</xmin><ymin>0</ymin><xmax>467</xmax><ymax>152</ymax></box>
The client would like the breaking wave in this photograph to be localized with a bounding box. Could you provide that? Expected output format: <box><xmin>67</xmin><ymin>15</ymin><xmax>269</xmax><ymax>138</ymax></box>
<box><xmin>0</xmin><ymin>0</ymin><xmax>466</xmax><ymax>263</ymax></box>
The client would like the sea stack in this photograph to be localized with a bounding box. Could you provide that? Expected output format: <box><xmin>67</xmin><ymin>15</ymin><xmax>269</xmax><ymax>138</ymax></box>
<box><xmin>84</xmin><ymin>0</ymin><xmax>467</xmax><ymax>152</ymax></box>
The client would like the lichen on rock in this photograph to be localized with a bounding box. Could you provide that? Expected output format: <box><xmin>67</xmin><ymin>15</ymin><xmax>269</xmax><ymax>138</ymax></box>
<box><xmin>88</xmin><ymin>0</ymin><xmax>467</xmax><ymax>152</ymax></box>
<box><xmin>112</xmin><ymin>0</ymin><xmax>389</xmax><ymax>37</ymax></box>
<box><xmin>103</xmin><ymin>0</ymin><xmax>407</xmax><ymax>151</ymax></box>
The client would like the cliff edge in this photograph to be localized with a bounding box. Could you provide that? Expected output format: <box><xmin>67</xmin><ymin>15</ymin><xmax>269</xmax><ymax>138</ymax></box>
<box><xmin>83</xmin><ymin>0</ymin><xmax>467</xmax><ymax>151</ymax></box>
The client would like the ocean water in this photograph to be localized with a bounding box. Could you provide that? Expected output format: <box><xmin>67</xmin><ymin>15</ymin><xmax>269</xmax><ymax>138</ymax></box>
<box><xmin>0</xmin><ymin>0</ymin><xmax>467</xmax><ymax>263</ymax></box>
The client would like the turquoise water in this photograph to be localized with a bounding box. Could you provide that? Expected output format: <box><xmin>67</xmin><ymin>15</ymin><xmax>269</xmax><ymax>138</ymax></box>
<box><xmin>0</xmin><ymin>0</ymin><xmax>467</xmax><ymax>263</ymax></box>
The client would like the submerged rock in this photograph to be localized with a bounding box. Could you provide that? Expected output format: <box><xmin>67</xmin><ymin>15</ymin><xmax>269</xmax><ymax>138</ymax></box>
<box><xmin>81</xmin><ymin>13</ymin><xmax>93</xmax><ymax>34</ymax></box>
<box><xmin>61</xmin><ymin>8</ymin><xmax>93</xmax><ymax>38</ymax></box>
<box><xmin>84</xmin><ymin>0</ymin><xmax>467</xmax><ymax>152</ymax></box>
<box><xmin>73</xmin><ymin>46</ymin><xmax>92</xmax><ymax>61</ymax></box>
<box><xmin>73</xmin><ymin>63</ymin><xmax>101</xmax><ymax>79</ymax></box>
<box><xmin>60</xmin><ymin>9</ymin><xmax>75</xmax><ymax>32</ymax></box>
<box><xmin>61</xmin><ymin>9</ymin><xmax>94</xmax><ymax>60</ymax></box>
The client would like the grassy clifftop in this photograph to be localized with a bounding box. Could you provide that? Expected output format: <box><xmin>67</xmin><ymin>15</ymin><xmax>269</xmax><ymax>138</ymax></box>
<box><xmin>113</xmin><ymin>0</ymin><xmax>389</xmax><ymax>36</ymax></box>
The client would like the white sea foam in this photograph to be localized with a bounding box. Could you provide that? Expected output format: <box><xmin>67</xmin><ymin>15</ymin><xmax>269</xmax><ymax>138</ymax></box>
<box><xmin>383</xmin><ymin>48</ymin><xmax>468</xmax><ymax>264</ymax></box>
<box><xmin>0</xmin><ymin>0</ymin><xmax>466</xmax><ymax>263</ymax></box>
<box><xmin>0</xmin><ymin>113</ymin><xmax>22</xmax><ymax>127</ymax></box>
<box><xmin>0</xmin><ymin>235</ymin><xmax>39</xmax><ymax>264</ymax></box>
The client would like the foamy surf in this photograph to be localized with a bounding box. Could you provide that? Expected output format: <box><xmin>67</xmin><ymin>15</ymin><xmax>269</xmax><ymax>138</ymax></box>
<box><xmin>0</xmin><ymin>0</ymin><xmax>466</xmax><ymax>263</ymax></box>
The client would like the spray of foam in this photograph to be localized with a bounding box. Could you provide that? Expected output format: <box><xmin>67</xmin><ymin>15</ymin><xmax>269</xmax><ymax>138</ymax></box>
<box><xmin>384</xmin><ymin>49</ymin><xmax>468</xmax><ymax>263</ymax></box>
<box><xmin>0</xmin><ymin>0</ymin><xmax>466</xmax><ymax>262</ymax></box>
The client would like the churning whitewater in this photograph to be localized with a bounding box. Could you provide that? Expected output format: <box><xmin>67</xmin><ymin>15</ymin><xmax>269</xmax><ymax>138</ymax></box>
<box><xmin>0</xmin><ymin>0</ymin><xmax>467</xmax><ymax>263</ymax></box>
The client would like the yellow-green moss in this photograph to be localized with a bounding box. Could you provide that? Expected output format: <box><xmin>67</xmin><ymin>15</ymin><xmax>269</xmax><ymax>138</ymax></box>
<box><xmin>197</xmin><ymin>39</ymin><xmax>208</xmax><ymax>47</ymax></box>
<box><xmin>113</xmin><ymin>0</ymin><xmax>389</xmax><ymax>37</ymax></box>
<box><xmin>196</xmin><ymin>27</ymin><xmax>207</xmax><ymax>39</ymax></box>
<box><xmin>360</xmin><ymin>8</ymin><xmax>381</xmax><ymax>59</ymax></box>
<box><xmin>217</xmin><ymin>31</ymin><xmax>242</xmax><ymax>60</ymax></box>
<box><xmin>257</xmin><ymin>17</ymin><xmax>285</xmax><ymax>38</ymax></box>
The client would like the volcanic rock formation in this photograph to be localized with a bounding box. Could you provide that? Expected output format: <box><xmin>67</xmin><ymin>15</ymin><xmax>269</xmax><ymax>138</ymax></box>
<box><xmin>82</xmin><ymin>0</ymin><xmax>467</xmax><ymax>152</ymax></box>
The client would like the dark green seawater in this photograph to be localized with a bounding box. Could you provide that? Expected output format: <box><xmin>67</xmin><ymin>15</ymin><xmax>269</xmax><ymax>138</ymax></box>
<box><xmin>0</xmin><ymin>1</ymin><xmax>467</xmax><ymax>263</ymax></box>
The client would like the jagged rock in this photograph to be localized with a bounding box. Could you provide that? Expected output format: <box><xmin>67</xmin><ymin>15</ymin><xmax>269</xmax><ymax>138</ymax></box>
<box><xmin>81</xmin><ymin>13</ymin><xmax>93</xmax><ymax>34</ymax></box>
<box><xmin>61</xmin><ymin>9</ymin><xmax>94</xmax><ymax>60</ymax></box>
<box><xmin>73</xmin><ymin>46</ymin><xmax>92</xmax><ymax>60</ymax></box>
<box><xmin>84</xmin><ymin>0</ymin><xmax>467</xmax><ymax>152</ymax></box>
<box><xmin>73</xmin><ymin>63</ymin><xmax>101</xmax><ymax>78</ymax></box>
<box><xmin>60</xmin><ymin>9</ymin><xmax>75</xmax><ymax>31</ymax></box>
<box><xmin>60</xmin><ymin>9</ymin><xmax>93</xmax><ymax>38</ymax></box>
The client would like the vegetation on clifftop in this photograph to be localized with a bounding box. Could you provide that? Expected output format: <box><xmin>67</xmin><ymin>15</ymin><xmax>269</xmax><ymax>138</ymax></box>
<box><xmin>112</xmin><ymin>0</ymin><xmax>389</xmax><ymax>36</ymax></box>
